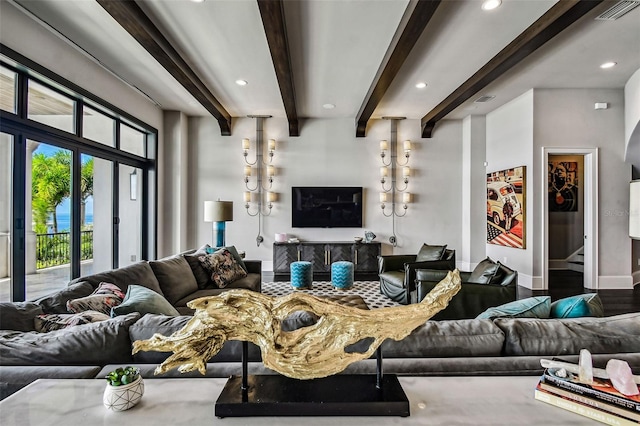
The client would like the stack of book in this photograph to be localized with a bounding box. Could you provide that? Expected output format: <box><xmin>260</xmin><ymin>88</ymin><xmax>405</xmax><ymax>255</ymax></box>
<box><xmin>535</xmin><ymin>368</ymin><xmax>640</xmax><ymax>425</ymax></box>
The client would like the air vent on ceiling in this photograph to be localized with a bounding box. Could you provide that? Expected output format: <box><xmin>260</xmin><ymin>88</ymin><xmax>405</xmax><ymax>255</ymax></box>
<box><xmin>595</xmin><ymin>0</ymin><xmax>640</xmax><ymax>20</ymax></box>
<box><xmin>474</xmin><ymin>95</ymin><xmax>496</xmax><ymax>103</ymax></box>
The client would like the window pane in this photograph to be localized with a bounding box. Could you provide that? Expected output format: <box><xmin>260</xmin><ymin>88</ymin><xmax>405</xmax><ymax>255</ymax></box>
<box><xmin>27</xmin><ymin>141</ymin><xmax>71</xmax><ymax>299</ymax></box>
<box><xmin>81</xmin><ymin>154</ymin><xmax>113</xmax><ymax>276</ymax></box>
<box><xmin>28</xmin><ymin>81</ymin><xmax>75</xmax><ymax>133</ymax></box>
<box><xmin>0</xmin><ymin>66</ymin><xmax>17</xmax><ymax>114</ymax></box>
<box><xmin>120</xmin><ymin>124</ymin><xmax>145</xmax><ymax>157</ymax></box>
<box><xmin>119</xmin><ymin>165</ymin><xmax>142</xmax><ymax>267</ymax></box>
<box><xmin>83</xmin><ymin>106</ymin><xmax>115</xmax><ymax>147</ymax></box>
<box><xmin>0</xmin><ymin>133</ymin><xmax>13</xmax><ymax>301</ymax></box>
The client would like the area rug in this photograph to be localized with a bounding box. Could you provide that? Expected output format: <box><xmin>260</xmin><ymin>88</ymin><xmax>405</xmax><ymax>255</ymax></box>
<box><xmin>261</xmin><ymin>281</ymin><xmax>400</xmax><ymax>309</ymax></box>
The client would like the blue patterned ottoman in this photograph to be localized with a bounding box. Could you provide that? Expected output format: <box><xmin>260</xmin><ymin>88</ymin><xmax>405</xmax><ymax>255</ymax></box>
<box><xmin>331</xmin><ymin>261</ymin><xmax>354</xmax><ymax>290</ymax></box>
<box><xmin>290</xmin><ymin>261</ymin><xmax>313</xmax><ymax>289</ymax></box>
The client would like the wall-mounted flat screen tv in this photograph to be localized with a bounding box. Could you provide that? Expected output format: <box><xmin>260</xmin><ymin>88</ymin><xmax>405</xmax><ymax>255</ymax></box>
<box><xmin>292</xmin><ymin>186</ymin><xmax>363</xmax><ymax>228</ymax></box>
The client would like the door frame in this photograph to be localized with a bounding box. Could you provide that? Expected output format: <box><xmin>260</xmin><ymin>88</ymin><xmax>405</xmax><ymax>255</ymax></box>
<box><xmin>541</xmin><ymin>147</ymin><xmax>598</xmax><ymax>290</ymax></box>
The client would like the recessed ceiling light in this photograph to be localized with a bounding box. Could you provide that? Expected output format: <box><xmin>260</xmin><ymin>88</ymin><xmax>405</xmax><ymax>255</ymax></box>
<box><xmin>482</xmin><ymin>0</ymin><xmax>502</xmax><ymax>11</ymax></box>
<box><xmin>600</xmin><ymin>61</ymin><xmax>617</xmax><ymax>69</ymax></box>
<box><xmin>415</xmin><ymin>82</ymin><xmax>427</xmax><ymax>89</ymax></box>
<box><xmin>190</xmin><ymin>0</ymin><xmax>205</xmax><ymax>3</ymax></box>
<box><xmin>235</xmin><ymin>79</ymin><xmax>248</xmax><ymax>86</ymax></box>
<box><xmin>323</xmin><ymin>103</ymin><xmax>336</xmax><ymax>109</ymax></box>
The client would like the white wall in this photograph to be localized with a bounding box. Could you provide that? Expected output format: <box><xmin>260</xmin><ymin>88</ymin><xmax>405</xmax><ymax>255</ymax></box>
<box><xmin>174</xmin><ymin>117</ymin><xmax>464</xmax><ymax>269</ymax></box>
<box><xmin>486</xmin><ymin>90</ymin><xmax>535</xmax><ymax>286</ymax></box>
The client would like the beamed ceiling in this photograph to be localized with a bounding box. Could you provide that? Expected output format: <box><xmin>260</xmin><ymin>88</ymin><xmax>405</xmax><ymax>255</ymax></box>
<box><xmin>6</xmin><ymin>0</ymin><xmax>640</xmax><ymax>138</ymax></box>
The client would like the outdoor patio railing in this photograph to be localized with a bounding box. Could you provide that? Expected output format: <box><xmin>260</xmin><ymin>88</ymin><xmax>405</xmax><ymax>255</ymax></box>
<box><xmin>35</xmin><ymin>231</ymin><xmax>93</xmax><ymax>269</ymax></box>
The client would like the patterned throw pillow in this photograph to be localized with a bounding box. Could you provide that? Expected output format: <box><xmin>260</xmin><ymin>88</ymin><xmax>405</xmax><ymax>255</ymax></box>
<box><xmin>198</xmin><ymin>249</ymin><xmax>247</xmax><ymax>288</ymax></box>
<box><xmin>66</xmin><ymin>282</ymin><xmax>125</xmax><ymax>314</ymax></box>
<box><xmin>34</xmin><ymin>310</ymin><xmax>110</xmax><ymax>333</ymax></box>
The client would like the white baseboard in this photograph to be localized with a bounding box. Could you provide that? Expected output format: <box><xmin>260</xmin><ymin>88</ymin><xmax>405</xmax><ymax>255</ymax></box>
<box><xmin>262</xmin><ymin>261</ymin><xmax>273</xmax><ymax>272</ymax></box>
<box><xmin>598</xmin><ymin>275</ymin><xmax>634</xmax><ymax>290</ymax></box>
<box><xmin>516</xmin><ymin>273</ymin><xmax>540</xmax><ymax>290</ymax></box>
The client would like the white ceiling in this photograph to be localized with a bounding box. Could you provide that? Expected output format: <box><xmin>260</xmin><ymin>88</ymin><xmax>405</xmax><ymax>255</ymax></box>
<box><xmin>8</xmin><ymin>0</ymin><xmax>640</xmax><ymax>128</ymax></box>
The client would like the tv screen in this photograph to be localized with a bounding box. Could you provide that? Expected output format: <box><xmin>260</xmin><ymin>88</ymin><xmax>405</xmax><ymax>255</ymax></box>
<box><xmin>292</xmin><ymin>187</ymin><xmax>363</xmax><ymax>228</ymax></box>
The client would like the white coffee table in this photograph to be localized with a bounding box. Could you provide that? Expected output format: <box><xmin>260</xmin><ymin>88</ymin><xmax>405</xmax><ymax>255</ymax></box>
<box><xmin>0</xmin><ymin>376</ymin><xmax>599</xmax><ymax>425</ymax></box>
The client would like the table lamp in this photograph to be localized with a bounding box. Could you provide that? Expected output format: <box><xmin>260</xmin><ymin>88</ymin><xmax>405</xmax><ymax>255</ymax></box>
<box><xmin>204</xmin><ymin>200</ymin><xmax>234</xmax><ymax>248</ymax></box>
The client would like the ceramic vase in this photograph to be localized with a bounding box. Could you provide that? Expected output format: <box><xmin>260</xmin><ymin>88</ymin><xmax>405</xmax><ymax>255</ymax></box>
<box><xmin>103</xmin><ymin>376</ymin><xmax>144</xmax><ymax>411</ymax></box>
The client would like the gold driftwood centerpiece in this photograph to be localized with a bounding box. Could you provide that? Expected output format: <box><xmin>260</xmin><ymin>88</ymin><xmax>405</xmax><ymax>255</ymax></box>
<box><xmin>133</xmin><ymin>269</ymin><xmax>461</xmax><ymax>380</ymax></box>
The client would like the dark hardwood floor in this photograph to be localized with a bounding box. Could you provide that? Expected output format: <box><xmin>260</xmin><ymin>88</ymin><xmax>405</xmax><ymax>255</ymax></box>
<box><xmin>517</xmin><ymin>270</ymin><xmax>640</xmax><ymax>316</ymax></box>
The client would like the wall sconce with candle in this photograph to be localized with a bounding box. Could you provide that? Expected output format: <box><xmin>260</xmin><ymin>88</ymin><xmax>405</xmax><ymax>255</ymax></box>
<box><xmin>243</xmin><ymin>115</ymin><xmax>277</xmax><ymax>246</ymax></box>
<box><xmin>379</xmin><ymin>117</ymin><xmax>412</xmax><ymax>247</ymax></box>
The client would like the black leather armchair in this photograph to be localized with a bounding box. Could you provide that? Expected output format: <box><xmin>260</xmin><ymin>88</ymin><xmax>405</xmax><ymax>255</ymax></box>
<box><xmin>378</xmin><ymin>249</ymin><xmax>456</xmax><ymax>305</ymax></box>
<box><xmin>414</xmin><ymin>264</ymin><xmax>518</xmax><ymax>320</ymax></box>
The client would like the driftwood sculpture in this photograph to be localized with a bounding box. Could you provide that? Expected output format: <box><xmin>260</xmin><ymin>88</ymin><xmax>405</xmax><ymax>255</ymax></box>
<box><xmin>133</xmin><ymin>269</ymin><xmax>461</xmax><ymax>380</ymax></box>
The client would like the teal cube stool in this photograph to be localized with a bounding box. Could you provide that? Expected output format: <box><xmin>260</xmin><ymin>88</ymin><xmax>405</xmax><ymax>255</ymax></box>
<box><xmin>331</xmin><ymin>261</ymin><xmax>354</xmax><ymax>290</ymax></box>
<box><xmin>290</xmin><ymin>261</ymin><xmax>313</xmax><ymax>290</ymax></box>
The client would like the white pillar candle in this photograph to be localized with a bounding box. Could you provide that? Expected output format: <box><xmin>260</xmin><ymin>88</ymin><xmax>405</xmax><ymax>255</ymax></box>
<box><xmin>379</xmin><ymin>192</ymin><xmax>388</xmax><ymax>203</ymax></box>
<box><xmin>380</xmin><ymin>140</ymin><xmax>388</xmax><ymax>151</ymax></box>
<box><xmin>242</xmin><ymin>138</ymin><xmax>250</xmax><ymax>150</ymax></box>
<box><xmin>268</xmin><ymin>139</ymin><xmax>276</xmax><ymax>151</ymax></box>
<box><xmin>244</xmin><ymin>165</ymin><xmax>252</xmax><ymax>177</ymax></box>
<box><xmin>403</xmin><ymin>192</ymin><xmax>411</xmax><ymax>204</ymax></box>
<box><xmin>268</xmin><ymin>192</ymin><xmax>276</xmax><ymax>202</ymax></box>
<box><xmin>244</xmin><ymin>191</ymin><xmax>251</xmax><ymax>203</ymax></box>
<box><xmin>403</xmin><ymin>166</ymin><xmax>411</xmax><ymax>177</ymax></box>
<box><xmin>380</xmin><ymin>167</ymin><xmax>388</xmax><ymax>177</ymax></box>
<box><xmin>267</xmin><ymin>165</ymin><xmax>276</xmax><ymax>176</ymax></box>
<box><xmin>403</xmin><ymin>140</ymin><xmax>411</xmax><ymax>151</ymax></box>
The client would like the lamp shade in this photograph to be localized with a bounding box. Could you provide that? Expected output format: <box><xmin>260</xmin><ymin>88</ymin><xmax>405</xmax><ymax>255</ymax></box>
<box><xmin>204</xmin><ymin>200</ymin><xmax>233</xmax><ymax>222</ymax></box>
<box><xmin>631</xmin><ymin>180</ymin><xmax>640</xmax><ymax>239</ymax></box>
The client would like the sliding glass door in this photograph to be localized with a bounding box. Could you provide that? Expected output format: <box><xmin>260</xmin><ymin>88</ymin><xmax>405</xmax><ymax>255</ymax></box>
<box><xmin>0</xmin><ymin>132</ymin><xmax>13</xmax><ymax>301</ymax></box>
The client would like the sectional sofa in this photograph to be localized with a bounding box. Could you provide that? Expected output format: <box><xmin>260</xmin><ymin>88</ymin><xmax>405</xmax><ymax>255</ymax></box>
<box><xmin>1</xmin><ymin>249</ymin><xmax>639</xmax><ymax>401</ymax></box>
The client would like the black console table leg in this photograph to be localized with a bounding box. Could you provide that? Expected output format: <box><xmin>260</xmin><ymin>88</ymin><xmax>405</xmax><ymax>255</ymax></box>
<box><xmin>376</xmin><ymin>346</ymin><xmax>383</xmax><ymax>390</ymax></box>
<box><xmin>242</xmin><ymin>341</ymin><xmax>248</xmax><ymax>392</ymax></box>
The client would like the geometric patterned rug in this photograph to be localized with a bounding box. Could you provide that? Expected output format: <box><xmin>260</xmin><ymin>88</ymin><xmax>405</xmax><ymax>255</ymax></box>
<box><xmin>261</xmin><ymin>281</ymin><xmax>401</xmax><ymax>309</ymax></box>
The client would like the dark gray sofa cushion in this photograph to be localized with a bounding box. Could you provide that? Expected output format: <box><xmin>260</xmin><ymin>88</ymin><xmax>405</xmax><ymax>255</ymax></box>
<box><xmin>0</xmin><ymin>312</ymin><xmax>139</xmax><ymax>366</ymax></box>
<box><xmin>0</xmin><ymin>302</ymin><xmax>43</xmax><ymax>332</ymax></box>
<box><xmin>495</xmin><ymin>312</ymin><xmax>640</xmax><ymax>356</ymax></box>
<box><xmin>382</xmin><ymin>319</ymin><xmax>504</xmax><ymax>358</ymax></box>
<box><xmin>173</xmin><ymin>273</ymin><xmax>262</xmax><ymax>307</ymax></box>
<box><xmin>149</xmin><ymin>256</ymin><xmax>198</xmax><ymax>305</ymax></box>
<box><xmin>129</xmin><ymin>314</ymin><xmax>261</xmax><ymax>363</ymax></box>
<box><xmin>69</xmin><ymin>262</ymin><xmax>163</xmax><ymax>296</ymax></box>
<box><xmin>33</xmin><ymin>281</ymin><xmax>94</xmax><ymax>314</ymax></box>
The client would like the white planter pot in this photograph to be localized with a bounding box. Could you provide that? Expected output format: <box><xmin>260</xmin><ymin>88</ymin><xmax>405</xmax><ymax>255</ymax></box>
<box><xmin>103</xmin><ymin>376</ymin><xmax>144</xmax><ymax>411</ymax></box>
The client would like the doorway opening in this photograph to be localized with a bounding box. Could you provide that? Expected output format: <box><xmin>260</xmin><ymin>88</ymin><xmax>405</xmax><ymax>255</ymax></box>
<box><xmin>542</xmin><ymin>148</ymin><xmax>598</xmax><ymax>290</ymax></box>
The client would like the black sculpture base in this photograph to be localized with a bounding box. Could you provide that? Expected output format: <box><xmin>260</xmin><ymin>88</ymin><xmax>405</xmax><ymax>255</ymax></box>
<box><xmin>215</xmin><ymin>374</ymin><xmax>410</xmax><ymax>418</ymax></box>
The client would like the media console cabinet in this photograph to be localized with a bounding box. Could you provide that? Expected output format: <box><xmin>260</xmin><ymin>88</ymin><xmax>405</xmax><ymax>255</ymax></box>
<box><xmin>273</xmin><ymin>241</ymin><xmax>381</xmax><ymax>281</ymax></box>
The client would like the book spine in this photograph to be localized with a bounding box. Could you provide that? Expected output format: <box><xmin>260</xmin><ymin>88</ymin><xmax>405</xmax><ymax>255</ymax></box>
<box><xmin>544</xmin><ymin>373</ymin><xmax>640</xmax><ymax>413</ymax></box>
<box><xmin>535</xmin><ymin>389</ymin><xmax>639</xmax><ymax>426</ymax></box>
<box><xmin>539</xmin><ymin>381</ymin><xmax>640</xmax><ymax>422</ymax></box>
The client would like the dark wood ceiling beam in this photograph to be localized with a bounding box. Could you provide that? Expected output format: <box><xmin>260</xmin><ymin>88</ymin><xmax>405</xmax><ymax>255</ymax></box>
<box><xmin>97</xmin><ymin>0</ymin><xmax>232</xmax><ymax>136</ymax></box>
<box><xmin>355</xmin><ymin>0</ymin><xmax>441</xmax><ymax>137</ymax></box>
<box><xmin>421</xmin><ymin>0</ymin><xmax>604</xmax><ymax>138</ymax></box>
<box><xmin>257</xmin><ymin>0</ymin><xmax>299</xmax><ymax>137</ymax></box>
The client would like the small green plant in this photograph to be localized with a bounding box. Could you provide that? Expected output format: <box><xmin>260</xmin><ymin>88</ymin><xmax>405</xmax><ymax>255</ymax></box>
<box><xmin>105</xmin><ymin>366</ymin><xmax>140</xmax><ymax>386</ymax></box>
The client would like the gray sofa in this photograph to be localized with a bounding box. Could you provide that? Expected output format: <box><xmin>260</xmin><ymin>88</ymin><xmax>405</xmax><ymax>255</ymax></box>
<box><xmin>1</xmin><ymin>251</ymin><xmax>639</xmax><ymax>401</ymax></box>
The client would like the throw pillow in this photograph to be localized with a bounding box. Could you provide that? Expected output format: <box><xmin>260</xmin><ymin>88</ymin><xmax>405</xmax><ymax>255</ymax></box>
<box><xmin>34</xmin><ymin>281</ymin><xmax>94</xmax><ymax>314</ymax></box>
<box><xmin>198</xmin><ymin>249</ymin><xmax>247</xmax><ymax>288</ymax></box>
<box><xmin>34</xmin><ymin>310</ymin><xmax>110</xmax><ymax>333</ymax></box>
<box><xmin>183</xmin><ymin>244</ymin><xmax>213</xmax><ymax>289</ymax></box>
<box><xmin>206</xmin><ymin>245</ymin><xmax>248</xmax><ymax>272</ymax></box>
<box><xmin>550</xmin><ymin>293</ymin><xmax>604</xmax><ymax>318</ymax></box>
<box><xmin>415</xmin><ymin>244</ymin><xmax>448</xmax><ymax>262</ymax></box>
<box><xmin>111</xmin><ymin>285</ymin><xmax>180</xmax><ymax>317</ymax></box>
<box><xmin>149</xmin><ymin>255</ymin><xmax>199</xmax><ymax>305</ymax></box>
<box><xmin>66</xmin><ymin>282</ymin><xmax>125</xmax><ymax>315</ymax></box>
<box><xmin>468</xmin><ymin>257</ymin><xmax>501</xmax><ymax>284</ymax></box>
<box><xmin>476</xmin><ymin>296</ymin><xmax>551</xmax><ymax>320</ymax></box>
<box><xmin>0</xmin><ymin>302</ymin><xmax>44</xmax><ymax>332</ymax></box>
